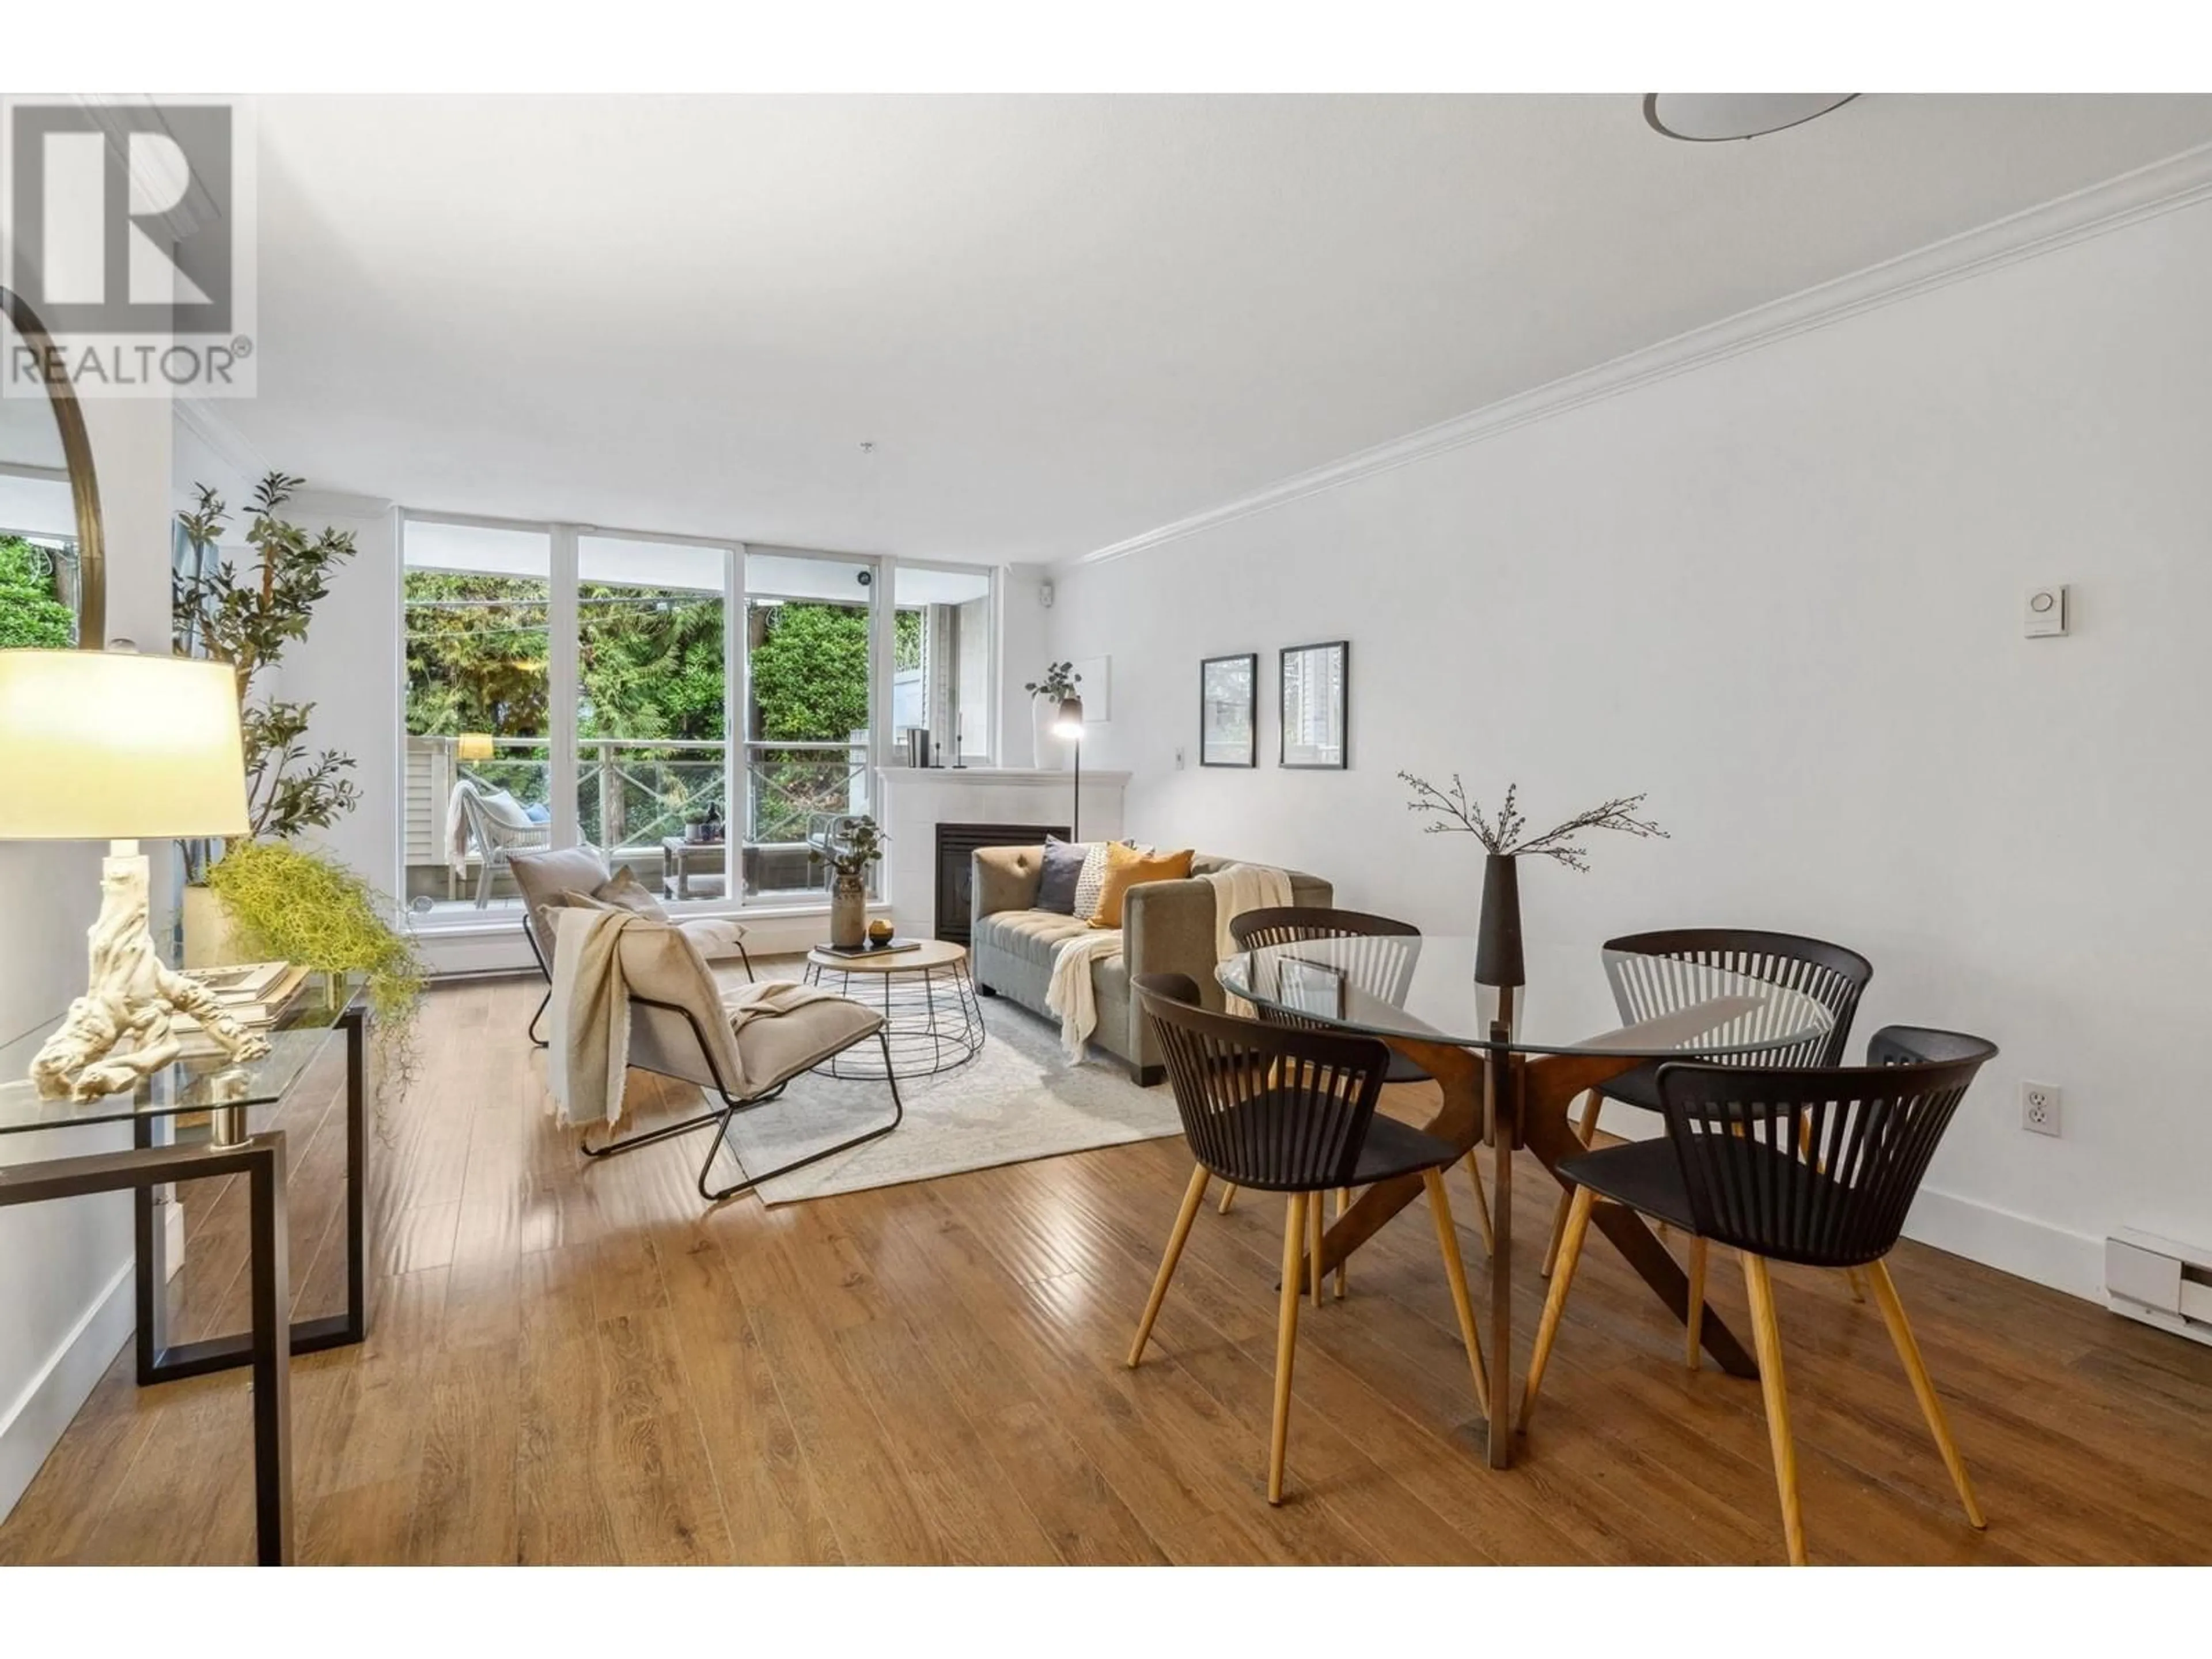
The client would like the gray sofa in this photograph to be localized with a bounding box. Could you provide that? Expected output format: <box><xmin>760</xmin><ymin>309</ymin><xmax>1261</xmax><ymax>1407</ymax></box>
<box><xmin>970</xmin><ymin>847</ymin><xmax>1331</xmax><ymax>1084</ymax></box>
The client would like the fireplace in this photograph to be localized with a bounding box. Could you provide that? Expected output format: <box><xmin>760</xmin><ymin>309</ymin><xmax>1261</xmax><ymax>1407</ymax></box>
<box><xmin>935</xmin><ymin>821</ymin><xmax>1068</xmax><ymax>944</ymax></box>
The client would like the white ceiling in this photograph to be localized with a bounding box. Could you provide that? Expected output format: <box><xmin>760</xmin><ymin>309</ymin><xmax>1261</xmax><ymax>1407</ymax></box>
<box><xmin>227</xmin><ymin>94</ymin><xmax>2212</xmax><ymax>565</ymax></box>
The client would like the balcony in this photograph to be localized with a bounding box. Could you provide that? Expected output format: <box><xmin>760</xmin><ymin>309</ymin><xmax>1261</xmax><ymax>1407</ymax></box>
<box><xmin>404</xmin><ymin>734</ymin><xmax>870</xmax><ymax>915</ymax></box>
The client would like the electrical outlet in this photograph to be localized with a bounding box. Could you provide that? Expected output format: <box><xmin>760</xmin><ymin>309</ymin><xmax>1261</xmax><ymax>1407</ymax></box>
<box><xmin>2021</xmin><ymin>1081</ymin><xmax>2062</xmax><ymax>1138</ymax></box>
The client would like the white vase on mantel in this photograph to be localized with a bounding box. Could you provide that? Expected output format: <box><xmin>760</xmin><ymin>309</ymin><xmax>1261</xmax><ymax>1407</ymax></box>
<box><xmin>1032</xmin><ymin>700</ymin><xmax>1073</xmax><ymax>771</ymax></box>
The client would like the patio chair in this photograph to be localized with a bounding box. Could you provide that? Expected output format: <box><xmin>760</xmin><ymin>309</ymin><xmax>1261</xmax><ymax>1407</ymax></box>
<box><xmin>547</xmin><ymin>910</ymin><xmax>903</xmax><ymax>1205</ymax></box>
<box><xmin>453</xmin><ymin>778</ymin><xmax>552</xmax><ymax>908</ymax></box>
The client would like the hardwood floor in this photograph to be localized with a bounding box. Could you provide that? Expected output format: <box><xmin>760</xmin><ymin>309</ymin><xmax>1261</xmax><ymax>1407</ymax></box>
<box><xmin>6</xmin><ymin>970</ymin><xmax>2212</xmax><ymax>1565</ymax></box>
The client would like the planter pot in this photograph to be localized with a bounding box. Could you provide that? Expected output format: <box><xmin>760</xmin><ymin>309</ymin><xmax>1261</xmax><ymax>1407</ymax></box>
<box><xmin>181</xmin><ymin>885</ymin><xmax>245</xmax><ymax>969</ymax></box>
<box><xmin>829</xmin><ymin>874</ymin><xmax>868</xmax><ymax>949</ymax></box>
<box><xmin>1474</xmin><ymin>853</ymin><xmax>1525</xmax><ymax>990</ymax></box>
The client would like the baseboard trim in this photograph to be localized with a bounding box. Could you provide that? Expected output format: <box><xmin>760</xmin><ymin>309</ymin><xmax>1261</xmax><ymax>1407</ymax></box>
<box><xmin>1903</xmin><ymin>1184</ymin><xmax>2104</xmax><ymax>1302</ymax></box>
<box><xmin>0</xmin><ymin>1256</ymin><xmax>134</xmax><ymax>1523</ymax></box>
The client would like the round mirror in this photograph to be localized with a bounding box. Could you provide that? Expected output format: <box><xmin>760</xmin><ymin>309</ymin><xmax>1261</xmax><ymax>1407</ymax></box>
<box><xmin>0</xmin><ymin>287</ymin><xmax>105</xmax><ymax>649</ymax></box>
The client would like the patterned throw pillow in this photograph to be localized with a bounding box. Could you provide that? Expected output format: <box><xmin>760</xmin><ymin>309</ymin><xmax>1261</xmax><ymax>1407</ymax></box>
<box><xmin>1037</xmin><ymin>836</ymin><xmax>1089</xmax><ymax>915</ymax></box>
<box><xmin>1071</xmin><ymin>839</ymin><xmax>1147</xmax><ymax>919</ymax></box>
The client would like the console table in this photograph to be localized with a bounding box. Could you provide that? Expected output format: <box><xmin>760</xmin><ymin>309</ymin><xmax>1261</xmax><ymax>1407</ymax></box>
<box><xmin>0</xmin><ymin>972</ymin><xmax>370</xmax><ymax>1565</ymax></box>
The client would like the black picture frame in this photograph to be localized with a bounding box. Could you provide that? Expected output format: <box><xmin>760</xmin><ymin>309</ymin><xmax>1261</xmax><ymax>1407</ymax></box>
<box><xmin>1199</xmin><ymin>652</ymin><xmax>1258</xmax><ymax>768</ymax></box>
<box><xmin>1278</xmin><ymin>639</ymin><xmax>1349</xmax><ymax>770</ymax></box>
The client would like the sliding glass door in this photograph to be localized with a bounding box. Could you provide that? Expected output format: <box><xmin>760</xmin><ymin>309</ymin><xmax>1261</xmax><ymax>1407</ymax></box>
<box><xmin>740</xmin><ymin>550</ymin><xmax>879</xmax><ymax>903</ymax></box>
<box><xmin>575</xmin><ymin>533</ymin><xmax>731</xmax><ymax>901</ymax></box>
<box><xmin>400</xmin><ymin>516</ymin><xmax>990</xmax><ymax>922</ymax></box>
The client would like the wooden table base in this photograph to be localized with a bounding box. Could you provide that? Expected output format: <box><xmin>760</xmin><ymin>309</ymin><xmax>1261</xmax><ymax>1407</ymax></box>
<box><xmin>1306</xmin><ymin>1033</ymin><xmax>1755</xmax><ymax>1468</ymax></box>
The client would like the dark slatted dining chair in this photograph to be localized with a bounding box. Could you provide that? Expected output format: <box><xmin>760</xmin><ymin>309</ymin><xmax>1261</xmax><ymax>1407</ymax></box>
<box><xmin>1541</xmin><ymin>929</ymin><xmax>1874</xmax><ymax>1317</ymax></box>
<box><xmin>1217</xmin><ymin>908</ymin><xmax>1493</xmax><ymax>1285</ymax></box>
<box><xmin>1518</xmin><ymin>1025</ymin><xmax>1997</xmax><ymax>1565</ymax></box>
<box><xmin>1127</xmin><ymin>973</ymin><xmax>1488</xmax><ymax>1506</ymax></box>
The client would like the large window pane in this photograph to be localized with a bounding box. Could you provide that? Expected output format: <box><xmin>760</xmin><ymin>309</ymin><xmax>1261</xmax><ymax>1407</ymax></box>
<box><xmin>577</xmin><ymin>535</ymin><xmax>729</xmax><ymax>902</ymax></box>
<box><xmin>743</xmin><ymin>550</ymin><xmax>875</xmax><ymax>902</ymax></box>
<box><xmin>892</xmin><ymin>563</ymin><xmax>992</xmax><ymax>765</ymax></box>
<box><xmin>402</xmin><ymin>520</ymin><xmax>551</xmax><ymax>914</ymax></box>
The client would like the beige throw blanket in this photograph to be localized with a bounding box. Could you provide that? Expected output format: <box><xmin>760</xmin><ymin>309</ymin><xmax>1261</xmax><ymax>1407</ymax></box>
<box><xmin>548</xmin><ymin>906</ymin><xmax>647</xmax><ymax>1128</ymax></box>
<box><xmin>1202</xmin><ymin>862</ymin><xmax>1294</xmax><ymax>1016</ymax></box>
<box><xmin>1046</xmin><ymin>861</ymin><xmax>1296</xmax><ymax>1060</ymax></box>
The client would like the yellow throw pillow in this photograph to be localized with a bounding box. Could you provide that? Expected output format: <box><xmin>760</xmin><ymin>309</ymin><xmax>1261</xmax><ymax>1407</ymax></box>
<box><xmin>1089</xmin><ymin>844</ymin><xmax>1195</xmax><ymax>929</ymax></box>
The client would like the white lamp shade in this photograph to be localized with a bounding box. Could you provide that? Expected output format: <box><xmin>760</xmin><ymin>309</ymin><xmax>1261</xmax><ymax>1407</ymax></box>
<box><xmin>0</xmin><ymin>650</ymin><xmax>249</xmax><ymax>840</ymax></box>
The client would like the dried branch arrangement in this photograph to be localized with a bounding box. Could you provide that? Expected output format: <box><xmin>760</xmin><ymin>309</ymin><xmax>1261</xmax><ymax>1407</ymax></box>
<box><xmin>1398</xmin><ymin>772</ymin><xmax>1668</xmax><ymax>873</ymax></box>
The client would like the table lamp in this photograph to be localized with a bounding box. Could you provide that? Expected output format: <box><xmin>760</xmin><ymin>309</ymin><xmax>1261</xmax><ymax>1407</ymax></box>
<box><xmin>0</xmin><ymin>647</ymin><xmax>273</xmax><ymax>1104</ymax></box>
<box><xmin>1054</xmin><ymin>694</ymin><xmax>1085</xmax><ymax>840</ymax></box>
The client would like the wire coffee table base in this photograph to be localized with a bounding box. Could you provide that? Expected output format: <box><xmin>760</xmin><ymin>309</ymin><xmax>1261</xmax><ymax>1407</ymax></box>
<box><xmin>802</xmin><ymin>943</ymin><xmax>987</xmax><ymax>1079</ymax></box>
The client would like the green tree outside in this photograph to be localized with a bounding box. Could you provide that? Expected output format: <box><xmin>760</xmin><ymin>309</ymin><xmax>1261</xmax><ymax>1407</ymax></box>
<box><xmin>0</xmin><ymin>535</ymin><xmax>75</xmax><ymax>649</ymax></box>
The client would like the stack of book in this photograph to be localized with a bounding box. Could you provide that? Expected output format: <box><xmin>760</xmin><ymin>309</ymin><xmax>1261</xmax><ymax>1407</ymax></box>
<box><xmin>174</xmin><ymin>960</ymin><xmax>311</xmax><ymax>1040</ymax></box>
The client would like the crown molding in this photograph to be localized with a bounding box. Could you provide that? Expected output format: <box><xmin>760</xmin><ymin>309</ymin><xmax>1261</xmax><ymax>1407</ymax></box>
<box><xmin>1069</xmin><ymin>141</ymin><xmax>2212</xmax><ymax>570</ymax></box>
<box><xmin>175</xmin><ymin>396</ymin><xmax>272</xmax><ymax>487</ymax></box>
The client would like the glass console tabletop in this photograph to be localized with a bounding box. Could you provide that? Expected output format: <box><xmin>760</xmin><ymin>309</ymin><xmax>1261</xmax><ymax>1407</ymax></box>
<box><xmin>0</xmin><ymin>972</ymin><xmax>366</xmax><ymax>1138</ymax></box>
<box><xmin>1218</xmin><ymin>938</ymin><xmax>1833</xmax><ymax>1059</ymax></box>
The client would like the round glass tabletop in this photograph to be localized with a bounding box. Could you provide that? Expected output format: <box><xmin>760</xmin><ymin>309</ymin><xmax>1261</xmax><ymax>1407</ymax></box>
<box><xmin>1217</xmin><ymin>937</ymin><xmax>1835</xmax><ymax>1060</ymax></box>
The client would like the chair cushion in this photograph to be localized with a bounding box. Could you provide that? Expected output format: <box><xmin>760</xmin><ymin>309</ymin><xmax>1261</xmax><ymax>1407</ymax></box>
<box><xmin>1089</xmin><ymin>844</ymin><xmax>1195</xmax><ymax>928</ymax></box>
<box><xmin>1037</xmin><ymin>836</ymin><xmax>1089</xmax><ymax>915</ymax></box>
<box><xmin>677</xmin><ymin>916</ymin><xmax>748</xmax><ymax>960</ymax></box>
<box><xmin>592</xmin><ymin>863</ymin><xmax>669</xmax><ymax>920</ymax></box>
<box><xmin>474</xmin><ymin>787</ymin><xmax>540</xmax><ymax>831</ymax></box>
<box><xmin>730</xmin><ymin>994</ymin><xmax>885</xmax><ymax>1093</ymax></box>
<box><xmin>1197</xmin><ymin>1094</ymin><xmax>1461</xmax><ymax>1190</ymax></box>
<box><xmin>975</xmin><ymin>907</ymin><xmax>1098</xmax><ymax>971</ymax></box>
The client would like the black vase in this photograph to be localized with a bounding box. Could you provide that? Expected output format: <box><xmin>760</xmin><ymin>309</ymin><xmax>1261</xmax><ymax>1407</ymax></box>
<box><xmin>1475</xmin><ymin>853</ymin><xmax>1525</xmax><ymax>988</ymax></box>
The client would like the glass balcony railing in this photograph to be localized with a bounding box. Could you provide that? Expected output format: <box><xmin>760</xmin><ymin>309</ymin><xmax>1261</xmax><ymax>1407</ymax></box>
<box><xmin>403</xmin><ymin>733</ymin><xmax>871</xmax><ymax>912</ymax></box>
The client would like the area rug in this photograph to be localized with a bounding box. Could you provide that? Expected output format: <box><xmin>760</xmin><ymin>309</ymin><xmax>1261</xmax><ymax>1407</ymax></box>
<box><xmin>714</xmin><ymin>995</ymin><xmax>1182</xmax><ymax>1204</ymax></box>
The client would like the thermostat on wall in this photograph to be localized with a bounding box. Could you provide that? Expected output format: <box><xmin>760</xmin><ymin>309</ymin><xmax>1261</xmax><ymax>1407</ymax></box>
<box><xmin>2024</xmin><ymin>584</ymin><xmax>2069</xmax><ymax>638</ymax></box>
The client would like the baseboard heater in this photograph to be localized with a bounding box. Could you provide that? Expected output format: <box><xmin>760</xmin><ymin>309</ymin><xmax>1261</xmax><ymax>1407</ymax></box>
<box><xmin>2105</xmin><ymin>1229</ymin><xmax>2212</xmax><ymax>1348</ymax></box>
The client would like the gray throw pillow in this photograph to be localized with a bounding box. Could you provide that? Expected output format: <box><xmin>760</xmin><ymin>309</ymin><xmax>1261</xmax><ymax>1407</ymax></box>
<box><xmin>592</xmin><ymin>864</ymin><xmax>671</xmax><ymax>921</ymax></box>
<box><xmin>1037</xmin><ymin>836</ymin><xmax>1088</xmax><ymax>915</ymax></box>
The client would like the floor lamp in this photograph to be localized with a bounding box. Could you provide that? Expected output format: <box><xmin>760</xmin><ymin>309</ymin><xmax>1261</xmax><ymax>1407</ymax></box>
<box><xmin>1055</xmin><ymin>694</ymin><xmax>1085</xmax><ymax>840</ymax></box>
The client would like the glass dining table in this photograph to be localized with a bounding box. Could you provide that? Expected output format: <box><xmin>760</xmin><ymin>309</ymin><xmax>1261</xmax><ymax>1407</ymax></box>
<box><xmin>1218</xmin><ymin>937</ymin><xmax>1834</xmax><ymax>1469</ymax></box>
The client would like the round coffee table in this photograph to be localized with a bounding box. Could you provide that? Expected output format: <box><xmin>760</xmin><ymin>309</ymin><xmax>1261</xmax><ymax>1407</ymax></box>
<box><xmin>801</xmin><ymin>938</ymin><xmax>986</xmax><ymax>1078</ymax></box>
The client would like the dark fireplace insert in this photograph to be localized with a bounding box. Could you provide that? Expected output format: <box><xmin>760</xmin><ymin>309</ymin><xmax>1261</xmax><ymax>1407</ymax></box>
<box><xmin>935</xmin><ymin>821</ymin><xmax>1069</xmax><ymax>944</ymax></box>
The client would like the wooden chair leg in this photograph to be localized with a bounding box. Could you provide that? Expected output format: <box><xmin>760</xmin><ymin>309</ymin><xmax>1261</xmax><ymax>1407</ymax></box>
<box><xmin>1540</xmin><ymin>1089</ymin><xmax>1603</xmax><ymax>1278</ymax></box>
<box><xmin>1268</xmin><ymin>1194</ymin><xmax>1308</xmax><ymax>1505</ymax></box>
<box><xmin>1518</xmin><ymin>1185</ymin><xmax>1593</xmax><ymax>1432</ymax></box>
<box><xmin>1463</xmin><ymin>1149</ymin><xmax>1495</xmax><ymax>1256</ymax></box>
<box><xmin>1422</xmin><ymin>1168</ymin><xmax>1490</xmax><ymax>1421</ymax></box>
<box><xmin>1866</xmin><ymin>1258</ymin><xmax>1986</xmax><ymax>1529</ymax></box>
<box><xmin>1218</xmin><ymin>1182</ymin><xmax>1238</xmax><ymax>1215</ymax></box>
<box><xmin>1740</xmin><ymin>1253</ymin><xmax>1808</xmax><ymax>1566</ymax></box>
<box><xmin>1309</xmin><ymin>1191</ymin><xmax>1326</xmax><ymax>1308</ymax></box>
<box><xmin>1334</xmin><ymin>1188</ymin><xmax>1349</xmax><ymax>1298</ymax></box>
<box><xmin>1126</xmin><ymin>1163</ymin><xmax>1210</xmax><ymax>1368</ymax></box>
<box><xmin>1685</xmin><ymin>1236</ymin><xmax>1709</xmax><ymax>1372</ymax></box>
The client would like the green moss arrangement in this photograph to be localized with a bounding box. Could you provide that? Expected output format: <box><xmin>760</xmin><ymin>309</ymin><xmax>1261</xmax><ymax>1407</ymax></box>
<box><xmin>206</xmin><ymin>840</ymin><xmax>426</xmax><ymax>1104</ymax></box>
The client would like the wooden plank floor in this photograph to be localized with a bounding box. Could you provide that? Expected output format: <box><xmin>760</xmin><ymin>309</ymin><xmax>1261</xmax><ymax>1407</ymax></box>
<box><xmin>6</xmin><ymin>970</ymin><xmax>2211</xmax><ymax>1565</ymax></box>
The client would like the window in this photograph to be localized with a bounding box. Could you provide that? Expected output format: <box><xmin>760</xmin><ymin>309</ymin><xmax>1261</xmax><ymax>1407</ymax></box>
<box><xmin>402</xmin><ymin>520</ymin><xmax>552</xmax><ymax>914</ymax></box>
<box><xmin>397</xmin><ymin>516</ymin><xmax>992</xmax><ymax>922</ymax></box>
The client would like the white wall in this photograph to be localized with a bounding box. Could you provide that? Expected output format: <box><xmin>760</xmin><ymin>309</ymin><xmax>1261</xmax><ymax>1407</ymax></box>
<box><xmin>1044</xmin><ymin>195</ymin><xmax>2212</xmax><ymax>1300</ymax></box>
<box><xmin>0</xmin><ymin>393</ymin><xmax>174</xmax><ymax>1520</ymax></box>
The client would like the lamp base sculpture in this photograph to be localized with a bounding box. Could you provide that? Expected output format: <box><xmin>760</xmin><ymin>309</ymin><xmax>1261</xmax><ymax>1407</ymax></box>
<box><xmin>28</xmin><ymin>842</ymin><xmax>272</xmax><ymax>1104</ymax></box>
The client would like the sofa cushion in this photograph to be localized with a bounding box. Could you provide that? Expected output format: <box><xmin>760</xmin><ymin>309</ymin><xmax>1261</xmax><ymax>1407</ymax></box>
<box><xmin>1090</xmin><ymin>844</ymin><xmax>1195</xmax><ymax>927</ymax></box>
<box><xmin>976</xmin><ymin>907</ymin><xmax>1098</xmax><ymax>972</ymax></box>
<box><xmin>1037</xmin><ymin>835</ymin><xmax>1089</xmax><ymax>915</ymax></box>
<box><xmin>1072</xmin><ymin>840</ymin><xmax>1132</xmax><ymax>921</ymax></box>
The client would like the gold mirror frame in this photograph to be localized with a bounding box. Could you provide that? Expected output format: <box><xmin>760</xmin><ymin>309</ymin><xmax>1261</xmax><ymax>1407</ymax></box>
<box><xmin>0</xmin><ymin>283</ymin><xmax>107</xmax><ymax>647</ymax></box>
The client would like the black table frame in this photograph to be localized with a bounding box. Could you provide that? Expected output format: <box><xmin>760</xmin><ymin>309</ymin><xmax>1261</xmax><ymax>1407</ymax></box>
<box><xmin>131</xmin><ymin>1003</ymin><xmax>370</xmax><ymax>1386</ymax></box>
<box><xmin>0</xmin><ymin>1132</ymin><xmax>293</xmax><ymax>1565</ymax></box>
